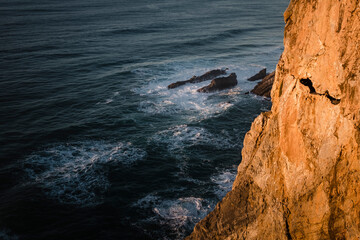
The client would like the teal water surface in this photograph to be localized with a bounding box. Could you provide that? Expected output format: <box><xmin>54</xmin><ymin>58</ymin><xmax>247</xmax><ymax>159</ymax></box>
<box><xmin>0</xmin><ymin>0</ymin><xmax>289</xmax><ymax>239</ymax></box>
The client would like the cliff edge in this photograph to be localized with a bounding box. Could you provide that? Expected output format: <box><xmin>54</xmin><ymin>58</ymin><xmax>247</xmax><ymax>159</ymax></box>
<box><xmin>187</xmin><ymin>0</ymin><xmax>360</xmax><ymax>239</ymax></box>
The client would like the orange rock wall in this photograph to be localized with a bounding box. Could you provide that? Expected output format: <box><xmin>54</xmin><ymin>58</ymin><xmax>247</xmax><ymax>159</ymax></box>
<box><xmin>187</xmin><ymin>0</ymin><xmax>360</xmax><ymax>239</ymax></box>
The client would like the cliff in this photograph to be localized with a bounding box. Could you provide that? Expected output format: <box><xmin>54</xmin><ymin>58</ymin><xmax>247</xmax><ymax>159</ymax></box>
<box><xmin>187</xmin><ymin>0</ymin><xmax>360</xmax><ymax>239</ymax></box>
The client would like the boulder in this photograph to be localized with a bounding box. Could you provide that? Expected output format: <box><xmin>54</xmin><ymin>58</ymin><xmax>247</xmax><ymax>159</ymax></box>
<box><xmin>250</xmin><ymin>71</ymin><xmax>275</xmax><ymax>97</ymax></box>
<box><xmin>247</xmin><ymin>68</ymin><xmax>267</xmax><ymax>81</ymax></box>
<box><xmin>168</xmin><ymin>68</ymin><xmax>228</xmax><ymax>89</ymax></box>
<box><xmin>197</xmin><ymin>73</ymin><xmax>237</xmax><ymax>93</ymax></box>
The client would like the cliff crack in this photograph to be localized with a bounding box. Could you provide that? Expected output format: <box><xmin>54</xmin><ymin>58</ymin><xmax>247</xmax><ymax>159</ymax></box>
<box><xmin>282</xmin><ymin>202</ymin><xmax>293</xmax><ymax>240</ymax></box>
<box><xmin>328</xmin><ymin>149</ymin><xmax>346</xmax><ymax>240</ymax></box>
<box><xmin>299</xmin><ymin>78</ymin><xmax>341</xmax><ymax>105</ymax></box>
<box><xmin>285</xmin><ymin>217</ymin><xmax>293</xmax><ymax>240</ymax></box>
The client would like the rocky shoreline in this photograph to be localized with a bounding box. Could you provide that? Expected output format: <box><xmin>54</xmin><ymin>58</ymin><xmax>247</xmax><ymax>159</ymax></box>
<box><xmin>167</xmin><ymin>68</ymin><xmax>228</xmax><ymax>89</ymax></box>
<box><xmin>167</xmin><ymin>68</ymin><xmax>275</xmax><ymax>96</ymax></box>
<box><xmin>250</xmin><ymin>70</ymin><xmax>275</xmax><ymax>98</ymax></box>
<box><xmin>186</xmin><ymin>0</ymin><xmax>360</xmax><ymax>239</ymax></box>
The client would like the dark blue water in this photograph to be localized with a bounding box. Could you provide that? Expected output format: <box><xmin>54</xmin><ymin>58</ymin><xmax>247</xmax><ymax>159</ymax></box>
<box><xmin>0</xmin><ymin>0</ymin><xmax>289</xmax><ymax>239</ymax></box>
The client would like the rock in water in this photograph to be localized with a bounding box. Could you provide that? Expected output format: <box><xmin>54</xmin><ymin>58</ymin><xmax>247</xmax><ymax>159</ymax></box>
<box><xmin>197</xmin><ymin>73</ymin><xmax>237</xmax><ymax>93</ymax></box>
<box><xmin>250</xmin><ymin>71</ymin><xmax>275</xmax><ymax>97</ymax></box>
<box><xmin>187</xmin><ymin>0</ymin><xmax>360</xmax><ymax>239</ymax></box>
<box><xmin>247</xmin><ymin>68</ymin><xmax>267</xmax><ymax>81</ymax></box>
<box><xmin>168</xmin><ymin>68</ymin><xmax>228</xmax><ymax>89</ymax></box>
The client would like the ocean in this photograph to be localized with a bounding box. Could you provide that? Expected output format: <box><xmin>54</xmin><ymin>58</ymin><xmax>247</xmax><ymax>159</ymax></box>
<box><xmin>0</xmin><ymin>0</ymin><xmax>289</xmax><ymax>239</ymax></box>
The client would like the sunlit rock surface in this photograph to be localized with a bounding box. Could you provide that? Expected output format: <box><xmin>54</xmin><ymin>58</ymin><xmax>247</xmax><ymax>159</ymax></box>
<box><xmin>187</xmin><ymin>0</ymin><xmax>360</xmax><ymax>239</ymax></box>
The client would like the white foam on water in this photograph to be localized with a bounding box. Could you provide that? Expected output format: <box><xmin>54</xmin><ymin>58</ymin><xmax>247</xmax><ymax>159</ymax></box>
<box><xmin>0</xmin><ymin>229</ymin><xmax>18</xmax><ymax>240</ymax></box>
<box><xmin>135</xmin><ymin>194</ymin><xmax>214</xmax><ymax>240</ymax></box>
<box><xmin>24</xmin><ymin>141</ymin><xmax>146</xmax><ymax>206</ymax></box>
<box><xmin>136</xmin><ymin>83</ymin><xmax>238</xmax><ymax>119</ymax></box>
<box><xmin>132</xmin><ymin>64</ymin><xmax>255</xmax><ymax>120</ymax></box>
<box><xmin>153</xmin><ymin>197</ymin><xmax>212</xmax><ymax>233</ymax></box>
<box><xmin>133</xmin><ymin>194</ymin><xmax>161</xmax><ymax>209</ymax></box>
<box><xmin>211</xmin><ymin>169</ymin><xmax>237</xmax><ymax>199</ymax></box>
<box><xmin>132</xmin><ymin>169</ymin><xmax>238</xmax><ymax>239</ymax></box>
<box><xmin>131</xmin><ymin>61</ymin><xmax>274</xmax><ymax>121</ymax></box>
<box><xmin>149</xmin><ymin>125</ymin><xmax>237</xmax><ymax>154</ymax></box>
<box><xmin>97</xmin><ymin>91</ymin><xmax>120</xmax><ymax>105</ymax></box>
<box><xmin>105</xmin><ymin>98</ymin><xmax>113</xmax><ymax>104</ymax></box>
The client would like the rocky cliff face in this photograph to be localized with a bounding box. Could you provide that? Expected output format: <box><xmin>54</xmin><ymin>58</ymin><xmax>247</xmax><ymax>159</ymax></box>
<box><xmin>187</xmin><ymin>0</ymin><xmax>360</xmax><ymax>239</ymax></box>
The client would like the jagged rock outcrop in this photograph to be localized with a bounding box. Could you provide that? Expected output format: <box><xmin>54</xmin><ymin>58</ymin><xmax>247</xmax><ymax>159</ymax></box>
<box><xmin>247</xmin><ymin>68</ymin><xmax>267</xmax><ymax>81</ymax></box>
<box><xmin>168</xmin><ymin>68</ymin><xmax>228</xmax><ymax>89</ymax></box>
<box><xmin>197</xmin><ymin>73</ymin><xmax>238</xmax><ymax>93</ymax></box>
<box><xmin>251</xmin><ymin>71</ymin><xmax>275</xmax><ymax>97</ymax></box>
<box><xmin>187</xmin><ymin>0</ymin><xmax>360</xmax><ymax>239</ymax></box>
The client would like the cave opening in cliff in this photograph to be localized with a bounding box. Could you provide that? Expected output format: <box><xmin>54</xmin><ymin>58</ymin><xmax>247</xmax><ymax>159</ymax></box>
<box><xmin>300</xmin><ymin>78</ymin><xmax>316</xmax><ymax>93</ymax></box>
<box><xmin>300</xmin><ymin>78</ymin><xmax>341</xmax><ymax>105</ymax></box>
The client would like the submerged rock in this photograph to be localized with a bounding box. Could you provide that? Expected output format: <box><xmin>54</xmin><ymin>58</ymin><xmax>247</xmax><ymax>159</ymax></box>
<box><xmin>247</xmin><ymin>68</ymin><xmax>267</xmax><ymax>81</ymax></box>
<box><xmin>168</xmin><ymin>68</ymin><xmax>228</xmax><ymax>89</ymax></box>
<box><xmin>197</xmin><ymin>73</ymin><xmax>237</xmax><ymax>93</ymax></box>
<box><xmin>250</xmin><ymin>71</ymin><xmax>275</xmax><ymax>97</ymax></box>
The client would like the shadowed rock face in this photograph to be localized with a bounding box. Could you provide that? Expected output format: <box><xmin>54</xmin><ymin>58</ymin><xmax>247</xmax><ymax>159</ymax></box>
<box><xmin>168</xmin><ymin>69</ymin><xmax>228</xmax><ymax>89</ymax></box>
<box><xmin>247</xmin><ymin>68</ymin><xmax>267</xmax><ymax>81</ymax></box>
<box><xmin>187</xmin><ymin>0</ymin><xmax>360</xmax><ymax>239</ymax></box>
<box><xmin>251</xmin><ymin>71</ymin><xmax>275</xmax><ymax>97</ymax></box>
<box><xmin>197</xmin><ymin>73</ymin><xmax>237</xmax><ymax>93</ymax></box>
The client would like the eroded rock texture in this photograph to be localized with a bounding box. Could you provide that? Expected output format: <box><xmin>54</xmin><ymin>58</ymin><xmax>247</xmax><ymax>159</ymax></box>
<box><xmin>187</xmin><ymin>0</ymin><xmax>360</xmax><ymax>239</ymax></box>
<box><xmin>197</xmin><ymin>73</ymin><xmax>237</xmax><ymax>93</ymax></box>
<box><xmin>251</xmin><ymin>71</ymin><xmax>275</xmax><ymax>97</ymax></box>
<box><xmin>168</xmin><ymin>69</ymin><xmax>228</xmax><ymax>89</ymax></box>
<box><xmin>248</xmin><ymin>68</ymin><xmax>267</xmax><ymax>81</ymax></box>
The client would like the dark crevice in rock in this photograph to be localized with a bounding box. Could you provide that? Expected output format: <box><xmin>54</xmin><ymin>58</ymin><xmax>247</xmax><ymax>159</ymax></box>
<box><xmin>282</xmin><ymin>202</ymin><xmax>293</xmax><ymax>240</ymax></box>
<box><xmin>328</xmin><ymin>149</ymin><xmax>346</xmax><ymax>240</ymax></box>
<box><xmin>285</xmin><ymin>218</ymin><xmax>292</xmax><ymax>240</ymax></box>
<box><xmin>324</xmin><ymin>91</ymin><xmax>341</xmax><ymax>105</ymax></box>
<box><xmin>337</xmin><ymin>3</ymin><xmax>345</xmax><ymax>33</ymax></box>
<box><xmin>300</xmin><ymin>78</ymin><xmax>341</xmax><ymax>105</ymax></box>
<box><xmin>300</xmin><ymin>78</ymin><xmax>316</xmax><ymax>93</ymax></box>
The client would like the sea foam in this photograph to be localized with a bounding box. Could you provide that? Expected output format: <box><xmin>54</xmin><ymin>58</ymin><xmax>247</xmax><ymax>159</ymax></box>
<box><xmin>150</xmin><ymin>125</ymin><xmax>237</xmax><ymax>155</ymax></box>
<box><xmin>132</xmin><ymin>64</ymin><xmax>251</xmax><ymax>120</ymax></box>
<box><xmin>135</xmin><ymin>194</ymin><xmax>214</xmax><ymax>240</ymax></box>
<box><xmin>24</xmin><ymin>141</ymin><xmax>146</xmax><ymax>206</ymax></box>
<box><xmin>211</xmin><ymin>169</ymin><xmax>237</xmax><ymax>199</ymax></box>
